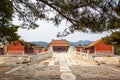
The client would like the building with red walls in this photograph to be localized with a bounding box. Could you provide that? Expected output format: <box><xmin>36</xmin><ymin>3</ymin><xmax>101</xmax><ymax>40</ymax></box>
<box><xmin>32</xmin><ymin>45</ymin><xmax>43</xmax><ymax>53</ymax></box>
<box><xmin>7</xmin><ymin>41</ymin><xmax>24</xmax><ymax>55</ymax></box>
<box><xmin>48</xmin><ymin>39</ymin><xmax>70</xmax><ymax>52</ymax></box>
<box><xmin>84</xmin><ymin>39</ymin><xmax>114</xmax><ymax>56</ymax></box>
<box><xmin>75</xmin><ymin>44</ymin><xmax>84</xmax><ymax>52</ymax></box>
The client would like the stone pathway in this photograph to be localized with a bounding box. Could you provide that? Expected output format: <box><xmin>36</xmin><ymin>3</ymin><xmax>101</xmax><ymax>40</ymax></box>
<box><xmin>40</xmin><ymin>52</ymin><xmax>120</xmax><ymax>80</ymax></box>
<box><xmin>39</xmin><ymin>52</ymin><xmax>87</xmax><ymax>80</ymax></box>
<box><xmin>59</xmin><ymin>53</ymin><xmax>76</xmax><ymax>80</ymax></box>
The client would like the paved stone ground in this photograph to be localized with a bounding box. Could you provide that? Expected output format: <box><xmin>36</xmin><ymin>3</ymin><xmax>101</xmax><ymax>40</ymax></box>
<box><xmin>70</xmin><ymin>65</ymin><xmax>120</xmax><ymax>80</ymax></box>
<box><xmin>0</xmin><ymin>52</ymin><xmax>120</xmax><ymax>80</ymax></box>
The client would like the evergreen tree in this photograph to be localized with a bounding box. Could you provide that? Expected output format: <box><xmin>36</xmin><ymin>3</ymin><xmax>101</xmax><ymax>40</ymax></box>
<box><xmin>3</xmin><ymin>0</ymin><xmax>120</xmax><ymax>48</ymax></box>
<box><xmin>0</xmin><ymin>0</ymin><xmax>20</xmax><ymax>44</ymax></box>
<box><xmin>103</xmin><ymin>31</ymin><xmax>120</xmax><ymax>55</ymax></box>
<box><xmin>12</xmin><ymin>0</ymin><xmax>120</xmax><ymax>33</ymax></box>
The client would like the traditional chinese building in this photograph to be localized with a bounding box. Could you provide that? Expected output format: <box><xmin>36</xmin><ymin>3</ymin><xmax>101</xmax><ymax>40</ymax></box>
<box><xmin>48</xmin><ymin>39</ymin><xmax>70</xmax><ymax>52</ymax></box>
<box><xmin>24</xmin><ymin>46</ymin><xmax>34</xmax><ymax>54</ymax></box>
<box><xmin>32</xmin><ymin>45</ymin><xmax>43</xmax><ymax>53</ymax></box>
<box><xmin>76</xmin><ymin>44</ymin><xmax>84</xmax><ymax>52</ymax></box>
<box><xmin>84</xmin><ymin>39</ymin><xmax>114</xmax><ymax>56</ymax></box>
<box><xmin>7</xmin><ymin>41</ymin><xmax>24</xmax><ymax>55</ymax></box>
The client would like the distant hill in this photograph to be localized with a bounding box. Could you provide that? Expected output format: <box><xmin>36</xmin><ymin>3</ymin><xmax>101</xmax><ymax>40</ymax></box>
<box><xmin>31</xmin><ymin>40</ymin><xmax>92</xmax><ymax>48</ymax></box>
<box><xmin>31</xmin><ymin>41</ymin><xmax>49</xmax><ymax>48</ymax></box>
<box><xmin>67</xmin><ymin>40</ymin><xmax>92</xmax><ymax>46</ymax></box>
<box><xmin>77</xmin><ymin>40</ymin><xmax>92</xmax><ymax>46</ymax></box>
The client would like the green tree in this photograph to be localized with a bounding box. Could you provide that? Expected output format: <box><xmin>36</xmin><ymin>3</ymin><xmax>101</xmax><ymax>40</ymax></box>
<box><xmin>19</xmin><ymin>39</ymin><xmax>36</xmax><ymax>48</ymax></box>
<box><xmin>103</xmin><ymin>31</ymin><xmax>120</xmax><ymax>55</ymax></box>
<box><xmin>12</xmin><ymin>0</ymin><xmax>120</xmax><ymax>32</ymax></box>
<box><xmin>0</xmin><ymin>0</ymin><xmax>20</xmax><ymax>44</ymax></box>
<box><xmin>11</xmin><ymin>0</ymin><xmax>120</xmax><ymax>46</ymax></box>
<box><xmin>103</xmin><ymin>31</ymin><xmax>120</xmax><ymax>47</ymax></box>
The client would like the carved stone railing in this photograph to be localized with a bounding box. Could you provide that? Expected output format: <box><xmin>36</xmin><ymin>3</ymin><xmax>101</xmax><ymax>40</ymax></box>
<box><xmin>76</xmin><ymin>51</ymin><xmax>120</xmax><ymax>64</ymax></box>
<box><xmin>75</xmin><ymin>51</ymin><xmax>98</xmax><ymax>65</ymax></box>
<box><xmin>31</xmin><ymin>52</ymin><xmax>52</xmax><ymax>62</ymax></box>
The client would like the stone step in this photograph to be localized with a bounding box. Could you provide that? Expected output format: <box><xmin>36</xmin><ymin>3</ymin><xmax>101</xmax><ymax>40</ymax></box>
<box><xmin>61</xmin><ymin>72</ymin><xmax>76</xmax><ymax>80</ymax></box>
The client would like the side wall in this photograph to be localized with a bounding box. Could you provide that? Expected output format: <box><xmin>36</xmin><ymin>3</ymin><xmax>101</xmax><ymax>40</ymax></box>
<box><xmin>7</xmin><ymin>44</ymin><xmax>24</xmax><ymax>55</ymax></box>
<box><xmin>95</xmin><ymin>40</ymin><xmax>113</xmax><ymax>56</ymax></box>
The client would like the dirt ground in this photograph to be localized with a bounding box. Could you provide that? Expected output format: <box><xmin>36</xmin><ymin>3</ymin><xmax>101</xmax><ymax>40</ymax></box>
<box><xmin>0</xmin><ymin>53</ymin><xmax>120</xmax><ymax>80</ymax></box>
<box><xmin>70</xmin><ymin>65</ymin><xmax>120</xmax><ymax>80</ymax></box>
<box><xmin>0</xmin><ymin>64</ymin><xmax>60</xmax><ymax>80</ymax></box>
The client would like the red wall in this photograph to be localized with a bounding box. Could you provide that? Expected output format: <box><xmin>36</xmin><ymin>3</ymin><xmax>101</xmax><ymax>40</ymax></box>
<box><xmin>7</xmin><ymin>41</ymin><xmax>24</xmax><ymax>55</ymax></box>
<box><xmin>95</xmin><ymin>40</ymin><xmax>112</xmax><ymax>52</ymax></box>
<box><xmin>7</xmin><ymin>44</ymin><xmax>24</xmax><ymax>51</ymax></box>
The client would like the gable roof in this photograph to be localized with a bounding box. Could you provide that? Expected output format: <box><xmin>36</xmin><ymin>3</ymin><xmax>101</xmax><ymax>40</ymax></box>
<box><xmin>8</xmin><ymin>40</ymin><xmax>23</xmax><ymax>46</ymax></box>
<box><xmin>49</xmin><ymin>39</ymin><xmax>70</xmax><ymax>46</ymax></box>
<box><xmin>85</xmin><ymin>39</ymin><xmax>102</xmax><ymax>48</ymax></box>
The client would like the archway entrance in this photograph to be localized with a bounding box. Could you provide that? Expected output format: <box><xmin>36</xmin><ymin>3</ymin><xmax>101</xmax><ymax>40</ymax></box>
<box><xmin>48</xmin><ymin>39</ymin><xmax>70</xmax><ymax>53</ymax></box>
<box><xmin>53</xmin><ymin>46</ymin><xmax>69</xmax><ymax>52</ymax></box>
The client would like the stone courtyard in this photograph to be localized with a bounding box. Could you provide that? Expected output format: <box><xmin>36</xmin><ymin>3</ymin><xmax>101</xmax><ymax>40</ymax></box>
<box><xmin>0</xmin><ymin>52</ymin><xmax>120</xmax><ymax>80</ymax></box>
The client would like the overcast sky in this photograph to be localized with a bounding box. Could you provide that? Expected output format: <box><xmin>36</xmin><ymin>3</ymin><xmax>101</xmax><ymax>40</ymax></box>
<box><xmin>13</xmin><ymin>16</ymin><xmax>110</xmax><ymax>43</ymax></box>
